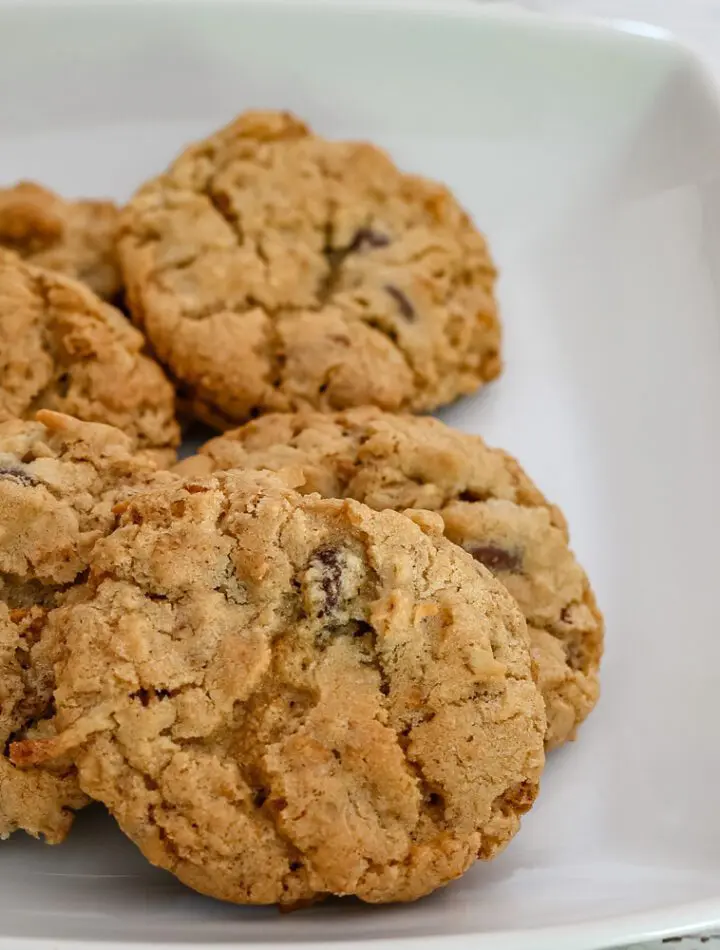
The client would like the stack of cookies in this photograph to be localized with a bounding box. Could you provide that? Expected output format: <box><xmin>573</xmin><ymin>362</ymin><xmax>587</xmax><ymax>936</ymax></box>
<box><xmin>0</xmin><ymin>111</ymin><xmax>603</xmax><ymax>908</ymax></box>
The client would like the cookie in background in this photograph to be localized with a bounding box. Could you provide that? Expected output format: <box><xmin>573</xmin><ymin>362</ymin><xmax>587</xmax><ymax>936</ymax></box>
<box><xmin>0</xmin><ymin>410</ymin><xmax>176</xmax><ymax>843</ymax></box>
<box><xmin>0</xmin><ymin>182</ymin><xmax>121</xmax><ymax>302</ymax></box>
<box><xmin>0</xmin><ymin>251</ymin><xmax>180</xmax><ymax>466</ymax></box>
<box><xmin>118</xmin><ymin>110</ymin><xmax>500</xmax><ymax>429</ymax></box>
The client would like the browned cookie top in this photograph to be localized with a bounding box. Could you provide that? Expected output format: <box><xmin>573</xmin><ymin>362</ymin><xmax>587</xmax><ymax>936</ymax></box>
<box><xmin>118</xmin><ymin>110</ymin><xmax>500</xmax><ymax>428</ymax></box>
<box><xmin>0</xmin><ymin>410</ymin><xmax>175</xmax><ymax>842</ymax></box>
<box><xmin>177</xmin><ymin>408</ymin><xmax>603</xmax><ymax>749</ymax></box>
<box><xmin>14</xmin><ymin>470</ymin><xmax>544</xmax><ymax>904</ymax></box>
<box><xmin>0</xmin><ymin>181</ymin><xmax>122</xmax><ymax>301</ymax></box>
<box><xmin>0</xmin><ymin>251</ymin><xmax>180</xmax><ymax>464</ymax></box>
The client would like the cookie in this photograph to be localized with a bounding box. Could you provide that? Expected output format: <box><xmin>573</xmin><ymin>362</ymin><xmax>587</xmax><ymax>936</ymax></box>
<box><xmin>0</xmin><ymin>251</ymin><xmax>180</xmax><ymax>465</ymax></box>
<box><xmin>0</xmin><ymin>605</ymin><xmax>87</xmax><ymax>842</ymax></box>
<box><xmin>118</xmin><ymin>110</ymin><xmax>500</xmax><ymax>429</ymax></box>
<box><xmin>0</xmin><ymin>181</ymin><xmax>121</xmax><ymax>301</ymax></box>
<box><xmin>176</xmin><ymin>408</ymin><xmax>603</xmax><ymax>749</ymax></box>
<box><xmin>0</xmin><ymin>410</ymin><xmax>173</xmax><ymax>841</ymax></box>
<box><xmin>14</xmin><ymin>470</ymin><xmax>545</xmax><ymax>904</ymax></box>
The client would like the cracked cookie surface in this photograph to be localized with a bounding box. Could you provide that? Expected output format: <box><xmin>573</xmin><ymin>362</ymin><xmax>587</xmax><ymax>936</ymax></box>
<box><xmin>0</xmin><ymin>410</ymin><xmax>173</xmax><ymax>842</ymax></box>
<box><xmin>0</xmin><ymin>251</ymin><xmax>179</xmax><ymax>464</ymax></box>
<box><xmin>14</xmin><ymin>470</ymin><xmax>544</xmax><ymax>904</ymax></box>
<box><xmin>118</xmin><ymin>110</ymin><xmax>500</xmax><ymax>428</ymax></box>
<box><xmin>177</xmin><ymin>408</ymin><xmax>603</xmax><ymax>749</ymax></box>
<box><xmin>0</xmin><ymin>182</ymin><xmax>122</xmax><ymax>301</ymax></box>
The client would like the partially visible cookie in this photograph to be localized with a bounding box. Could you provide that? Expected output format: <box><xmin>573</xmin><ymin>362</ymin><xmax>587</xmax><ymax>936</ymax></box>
<box><xmin>14</xmin><ymin>470</ymin><xmax>544</xmax><ymax>903</ymax></box>
<box><xmin>176</xmin><ymin>408</ymin><xmax>603</xmax><ymax>749</ymax></box>
<box><xmin>0</xmin><ymin>251</ymin><xmax>180</xmax><ymax>465</ymax></box>
<box><xmin>0</xmin><ymin>182</ymin><xmax>121</xmax><ymax>301</ymax></box>
<box><xmin>118</xmin><ymin>110</ymin><xmax>500</xmax><ymax>428</ymax></box>
<box><xmin>0</xmin><ymin>604</ymin><xmax>87</xmax><ymax>842</ymax></box>
<box><xmin>0</xmin><ymin>410</ymin><xmax>175</xmax><ymax>841</ymax></box>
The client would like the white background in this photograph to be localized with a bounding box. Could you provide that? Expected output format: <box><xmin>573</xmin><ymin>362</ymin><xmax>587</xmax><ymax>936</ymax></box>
<box><xmin>486</xmin><ymin>4</ymin><xmax>720</xmax><ymax>947</ymax></box>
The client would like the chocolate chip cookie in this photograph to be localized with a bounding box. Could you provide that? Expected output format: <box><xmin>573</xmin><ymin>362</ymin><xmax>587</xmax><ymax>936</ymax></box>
<box><xmin>0</xmin><ymin>251</ymin><xmax>180</xmax><ymax>464</ymax></box>
<box><xmin>118</xmin><ymin>110</ymin><xmax>500</xmax><ymax>428</ymax></box>
<box><xmin>14</xmin><ymin>470</ymin><xmax>544</xmax><ymax>903</ymax></box>
<box><xmin>0</xmin><ymin>410</ymin><xmax>173</xmax><ymax>841</ymax></box>
<box><xmin>0</xmin><ymin>182</ymin><xmax>121</xmax><ymax>301</ymax></box>
<box><xmin>176</xmin><ymin>408</ymin><xmax>603</xmax><ymax>749</ymax></box>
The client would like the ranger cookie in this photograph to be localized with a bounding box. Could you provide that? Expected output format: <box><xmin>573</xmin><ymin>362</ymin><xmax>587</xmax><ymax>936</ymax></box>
<box><xmin>0</xmin><ymin>251</ymin><xmax>180</xmax><ymax>465</ymax></box>
<box><xmin>177</xmin><ymin>408</ymin><xmax>604</xmax><ymax>749</ymax></box>
<box><xmin>0</xmin><ymin>181</ymin><xmax>121</xmax><ymax>301</ymax></box>
<box><xmin>118</xmin><ymin>110</ymin><xmax>500</xmax><ymax>428</ymax></box>
<box><xmin>14</xmin><ymin>470</ymin><xmax>545</xmax><ymax>903</ymax></box>
<box><xmin>0</xmin><ymin>410</ymin><xmax>172</xmax><ymax>842</ymax></box>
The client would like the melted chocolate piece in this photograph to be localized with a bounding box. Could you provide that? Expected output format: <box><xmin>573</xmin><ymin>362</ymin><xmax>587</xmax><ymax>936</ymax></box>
<box><xmin>325</xmin><ymin>228</ymin><xmax>389</xmax><ymax>272</ymax></box>
<box><xmin>385</xmin><ymin>284</ymin><xmax>415</xmax><ymax>321</ymax></box>
<box><xmin>0</xmin><ymin>466</ymin><xmax>38</xmax><ymax>487</ymax></box>
<box><xmin>346</xmin><ymin>227</ymin><xmax>390</xmax><ymax>253</ymax></box>
<box><xmin>469</xmin><ymin>544</ymin><xmax>523</xmax><ymax>574</ymax></box>
<box><xmin>320</xmin><ymin>227</ymin><xmax>391</xmax><ymax>301</ymax></box>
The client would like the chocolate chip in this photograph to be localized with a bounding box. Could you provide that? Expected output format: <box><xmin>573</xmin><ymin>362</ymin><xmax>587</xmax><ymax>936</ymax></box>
<box><xmin>130</xmin><ymin>687</ymin><xmax>170</xmax><ymax>706</ymax></box>
<box><xmin>207</xmin><ymin>188</ymin><xmax>234</xmax><ymax>220</ymax></box>
<box><xmin>469</xmin><ymin>544</ymin><xmax>523</xmax><ymax>574</ymax></box>
<box><xmin>253</xmin><ymin>787</ymin><xmax>269</xmax><ymax>808</ymax></box>
<box><xmin>132</xmin><ymin>688</ymin><xmax>152</xmax><ymax>708</ymax></box>
<box><xmin>324</xmin><ymin>228</ymin><xmax>389</xmax><ymax>275</ymax></box>
<box><xmin>385</xmin><ymin>284</ymin><xmax>415</xmax><ymax>321</ymax></box>
<box><xmin>0</xmin><ymin>466</ymin><xmax>38</xmax><ymax>487</ymax></box>
<box><xmin>346</xmin><ymin>227</ymin><xmax>390</xmax><ymax>253</ymax></box>
<box><xmin>312</xmin><ymin>546</ymin><xmax>343</xmax><ymax>613</ymax></box>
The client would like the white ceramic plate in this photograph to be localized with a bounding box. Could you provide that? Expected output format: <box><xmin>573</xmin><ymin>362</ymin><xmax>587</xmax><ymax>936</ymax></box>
<box><xmin>2</xmin><ymin>1</ymin><xmax>720</xmax><ymax>948</ymax></box>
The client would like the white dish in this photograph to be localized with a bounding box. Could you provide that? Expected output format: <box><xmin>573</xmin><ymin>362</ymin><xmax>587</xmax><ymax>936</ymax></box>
<box><xmin>2</xmin><ymin>1</ymin><xmax>720</xmax><ymax>948</ymax></box>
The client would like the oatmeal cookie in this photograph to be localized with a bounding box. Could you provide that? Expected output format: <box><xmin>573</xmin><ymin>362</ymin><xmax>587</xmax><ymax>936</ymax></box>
<box><xmin>0</xmin><ymin>410</ymin><xmax>173</xmax><ymax>841</ymax></box>
<box><xmin>177</xmin><ymin>408</ymin><xmax>603</xmax><ymax>749</ymax></box>
<box><xmin>118</xmin><ymin>110</ymin><xmax>500</xmax><ymax>428</ymax></box>
<box><xmin>0</xmin><ymin>181</ymin><xmax>121</xmax><ymax>301</ymax></box>
<box><xmin>0</xmin><ymin>251</ymin><xmax>180</xmax><ymax>464</ymax></box>
<box><xmin>0</xmin><ymin>604</ymin><xmax>87</xmax><ymax>843</ymax></box>
<box><xmin>14</xmin><ymin>470</ymin><xmax>544</xmax><ymax>903</ymax></box>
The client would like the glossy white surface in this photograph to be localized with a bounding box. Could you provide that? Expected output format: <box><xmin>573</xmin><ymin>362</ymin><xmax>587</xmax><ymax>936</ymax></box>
<box><xmin>2</xmin><ymin>1</ymin><xmax>720</xmax><ymax>947</ymax></box>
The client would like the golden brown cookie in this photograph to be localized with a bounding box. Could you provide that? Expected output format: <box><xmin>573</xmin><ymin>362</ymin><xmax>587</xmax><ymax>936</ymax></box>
<box><xmin>118</xmin><ymin>110</ymin><xmax>500</xmax><ymax>428</ymax></box>
<box><xmin>176</xmin><ymin>408</ymin><xmax>603</xmax><ymax>749</ymax></box>
<box><xmin>0</xmin><ymin>604</ymin><xmax>87</xmax><ymax>842</ymax></box>
<box><xmin>15</xmin><ymin>470</ymin><xmax>544</xmax><ymax>903</ymax></box>
<box><xmin>0</xmin><ymin>181</ymin><xmax>121</xmax><ymax>301</ymax></box>
<box><xmin>0</xmin><ymin>410</ymin><xmax>174</xmax><ymax>841</ymax></box>
<box><xmin>0</xmin><ymin>251</ymin><xmax>180</xmax><ymax>465</ymax></box>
